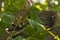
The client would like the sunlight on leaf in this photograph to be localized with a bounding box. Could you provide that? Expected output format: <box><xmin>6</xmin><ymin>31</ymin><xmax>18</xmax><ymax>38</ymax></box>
<box><xmin>35</xmin><ymin>4</ymin><xmax>43</xmax><ymax>11</ymax></box>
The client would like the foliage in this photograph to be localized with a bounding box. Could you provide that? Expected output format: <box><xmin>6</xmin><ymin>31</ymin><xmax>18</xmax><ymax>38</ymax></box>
<box><xmin>4</xmin><ymin>0</ymin><xmax>26</xmax><ymax>13</ymax></box>
<box><xmin>0</xmin><ymin>12</ymin><xmax>15</xmax><ymax>35</ymax></box>
<box><xmin>0</xmin><ymin>0</ymin><xmax>60</xmax><ymax>40</ymax></box>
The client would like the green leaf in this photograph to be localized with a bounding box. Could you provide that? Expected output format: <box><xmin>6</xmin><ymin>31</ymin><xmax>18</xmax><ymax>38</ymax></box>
<box><xmin>28</xmin><ymin>19</ymin><xmax>45</xmax><ymax>32</ymax></box>
<box><xmin>1</xmin><ymin>12</ymin><xmax>15</xmax><ymax>25</ymax></box>
<box><xmin>0</xmin><ymin>12</ymin><xmax>15</xmax><ymax>36</ymax></box>
<box><xmin>23</xmin><ymin>19</ymin><xmax>47</xmax><ymax>40</ymax></box>
<box><xmin>29</xmin><ymin>6</ymin><xmax>44</xmax><ymax>24</ymax></box>
<box><xmin>27</xmin><ymin>19</ymin><xmax>47</xmax><ymax>40</ymax></box>
<box><xmin>24</xmin><ymin>25</ymin><xmax>37</xmax><ymax>37</ymax></box>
